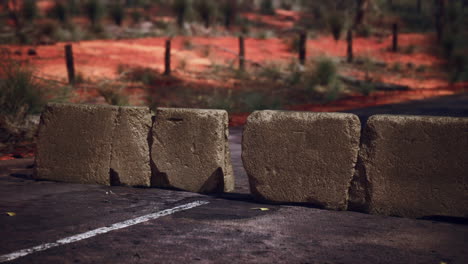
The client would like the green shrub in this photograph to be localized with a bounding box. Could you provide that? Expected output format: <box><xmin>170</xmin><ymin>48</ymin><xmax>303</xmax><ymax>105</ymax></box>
<box><xmin>357</xmin><ymin>81</ymin><xmax>375</xmax><ymax>96</ymax></box>
<box><xmin>258</xmin><ymin>63</ymin><xmax>283</xmax><ymax>81</ymax></box>
<box><xmin>0</xmin><ymin>56</ymin><xmax>45</xmax><ymax>116</ymax></box>
<box><xmin>241</xmin><ymin>92</ymin><xmax>281</xmax><ymax>111</ymax></box>
<box><xmin>121</xmin><ymin>66</ymin><xmax>159</xmax><ymax>85</ymax></box>
<box><xmin>324</xmin><ymin>79</ymin><xmax>343</xmax><ymax>101</ymax></box>
<box><xmin>97</xmin><ymin>85</ymin><xmax>129</xmax><ymax>106</ymax></box>
<box><xmin>284</xmin><ymin>60</ymin><xmax>303</xmax><ymax>86</ymax></box>
<box><xmin>110</xmin><ymin>2</ymin><xmax>125</xmax><ymax>26</ymax></box>
<box><xmin>312</xmin><ymin>57</ymin><xmax>338</xmax><ymax>86</ymax></box>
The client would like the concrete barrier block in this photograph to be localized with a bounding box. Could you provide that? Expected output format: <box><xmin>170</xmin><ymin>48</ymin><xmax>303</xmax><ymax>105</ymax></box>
<box><xmin>109</xmin><ymin>107</ymin><xmax>153</xmax><ymax>187</ymax></box>
<box><xmin>151</xmin><ymin>108</ymin><xmax>234</xmax><ymax>193</ymax></box>
<box><xmin>242</xmin><ymin>111</ymin><xmax>361</xmax><ymax>210</ymax></box>
<box><xmin>358</xmin><ymin>115</ymin><xmax>468</xmax><ymax>218</ymax></box>
<box><xmin>35</xmin><ymin>103</ymin><xmax>119</xmax><ymax>185</ymax></box>
<box><xmin>35</xmin><ymin>103</ymin><xmax>153</xmax><ymax>187</ymax></box>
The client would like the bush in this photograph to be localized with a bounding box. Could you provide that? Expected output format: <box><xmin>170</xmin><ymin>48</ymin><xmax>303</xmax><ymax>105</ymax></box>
<box><xmin>241</xmin><ymin>92</ymin><xmax>281</xmax><ymax>111</ymax></box>
<box><xmin>356</xmin><ymin>81</ymin><xmax>375</xmax><ymax>96</ymax></box>
<box><xmin>120</xmin><ymin>66</ymin><xmax>159</xmax><ymax>85</ymax></box>
<box><xmin>324</xmin><ymin>79</ymin><xmax>343</xmax><ymax>101</ymax></box>
<box><xmin>258</xmin><ymin>63</ymin><xmax>283</xmax><ymax>81</ymax></box>
<box><xmin>97</xmin><ymin>85</ymin><xmax>129</xmax><ymax>106</ymax></box>
<box><xmin>0</xmin><ymin>55</ymin><xmax>45</xmax><ymax>116</ymax></box>
<box><xmin>311</xmin><ymin>57</ymin><xmax>338</xmax><ymax>86</ymax></box>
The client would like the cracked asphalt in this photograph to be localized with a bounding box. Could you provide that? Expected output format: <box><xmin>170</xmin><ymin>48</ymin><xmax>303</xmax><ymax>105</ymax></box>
<box><xmin>0</xmin><ymin>94</ymin><xmax>467</xmax><ymax>264</ymax></box>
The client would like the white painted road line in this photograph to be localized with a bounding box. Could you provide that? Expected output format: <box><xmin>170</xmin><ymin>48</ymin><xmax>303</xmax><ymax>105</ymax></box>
<box><xmin>0</xmin><ymin>200</ymin><xmax>209</xmax><ymax>263</ymax></box>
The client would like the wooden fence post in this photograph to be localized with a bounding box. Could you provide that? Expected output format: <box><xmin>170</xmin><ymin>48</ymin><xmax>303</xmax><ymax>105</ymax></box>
<box><xmin>392</xmin><ymin>23</ymin><xmax>398</xmax><ymax>52</ymax></box>
<box><xmin>64</xmin><ymin>44</ymin><xmax>75</xmax><ymax>85</ymax></box>
<box><xmin>347</xmin><ymin>29</ymin><xmax>353</xmax><ymax>63</ymax></box>
<box><xmin>299</xmin><ymin>31</ymin><xmax>307</xmax><ymax>65</ymax></box>
<box><xmin>239</xmin><ymin>35</ymin><xmax>245</xmax><ymax>71</ymax></box>
<box><xmin>164</xmin><ymin>38</ymin><xmax>171</xmax><ymax>76</ymax></box>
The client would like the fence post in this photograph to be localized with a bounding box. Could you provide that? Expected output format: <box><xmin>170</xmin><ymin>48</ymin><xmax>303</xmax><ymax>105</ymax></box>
<box><xmin>299</xmin><ymin>31</ymin><xmax>307</xmax><ymax>65</ymax></box>
<box><xmin>164</xmin><ymin>38</ymin><xmax>171</xmax><ymax>76</ymax></box>
<box><xmin>392</xmin><ymin>23</ymin><xmax>398</xmax><ymax>52</ymax></box>
<box><xmin>347</xmin><ymin>29</ymin><xmax>353</xmax><ymax>63</ymax></box>
<box><xmin>239</xmin><ymin>35</ymin><xmax>245</xmax><ymax>71</ymax></box>
<box><xmin>64</xmin><ymin>44</ymin><xmax>75</xmax><ymax>85</ymax></box>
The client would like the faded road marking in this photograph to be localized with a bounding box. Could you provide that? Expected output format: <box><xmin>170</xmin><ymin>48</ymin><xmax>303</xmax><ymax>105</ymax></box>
<box><xmin>0</xmin><ymin>200</ymin><xmax>209</xmax><ymax>263</ymax></box>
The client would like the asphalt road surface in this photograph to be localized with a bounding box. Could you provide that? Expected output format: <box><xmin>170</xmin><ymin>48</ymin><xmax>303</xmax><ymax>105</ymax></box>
<box><xmin>1</xmin><ymin>94</ymin><xmax>467</xmax><ymax>264</ymax></box>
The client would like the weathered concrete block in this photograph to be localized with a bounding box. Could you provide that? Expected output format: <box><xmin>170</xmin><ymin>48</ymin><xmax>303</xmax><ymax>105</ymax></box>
<box><xmin>151</xmin><ymin>108</ymin><xmax>234</xmax><ymax>193</ymax></box>
<box><xmin>109</xmin><ymin>106</ymin><xmax>153</xmax><ymax>187</ymax></box>
<box><xmin>242</xmin><ymin>111</ymin><xmax>361</xmax><ymax>210</ymax></box>
<box><xmin>355</xmin><ymin>115</ymin><xmax>468</xmax><ymax>218</ymax></box>
<box><xmin>35</xmin><ymin>103</ymin><xmax>152</xmax><ymax>187</ymax></box>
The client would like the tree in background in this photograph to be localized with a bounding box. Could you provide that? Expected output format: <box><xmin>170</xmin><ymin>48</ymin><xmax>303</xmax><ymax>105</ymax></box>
<box><xmin>195</xmin><ymin>0</ymin><xmax>216</xmax><ymax>28</ymax></box>
<box><xmin>221</xmin><ymin>0</ymin><xmax>238</xmax><ymax>30</ymax></box>
<box><xmin>110</xmin><ymin>1</ymin><xmax>125</xmax><ymax>26</ymax></box>
<box><xmin>260</xmin><ymin>0</ymin><xmax>275</xmax><ymax>15</ymax></box>
<box><xmin>84</xmin><ymin>0</ymin><xmax>104</xmax><ymax>27</ymax></box>
<box><xmin>21</xmin><ymin>0</ymin><xmax>38</xmax><ymax>22</ymax></box>
<box><xmin>173</xmin><ymin>0</ymin><xmax>188</xmax><ymax>28</ymax></box>
<box><xmin>49</xmin><ymin>0</ymin><xmax>69</xmax><ymax>24</ymax></box>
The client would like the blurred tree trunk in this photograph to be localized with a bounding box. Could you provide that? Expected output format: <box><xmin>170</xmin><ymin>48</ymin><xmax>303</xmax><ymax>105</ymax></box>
<box><xmin>435</xmin><ymin>0</ymin><xmax>445</xmax><ymax>42</ymax></box>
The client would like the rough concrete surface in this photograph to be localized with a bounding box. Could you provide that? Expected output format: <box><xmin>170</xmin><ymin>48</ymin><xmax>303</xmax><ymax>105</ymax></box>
<box><xmin>356</xmin><ymin>115</ymin><xmax>468</xmax><ymax>218</ymax></box>
<box><xmin>35</xmin><ymin>103</ymin><xmax>153</xmax><ymax>187</ymax></box>
<box><xmin>110</xmin><ymin>107</ymin><xmax>153</xmax><ymax>187</ymax></box>
<box><xmin>242</xmin><ymin>110</ymin><xmax>361</xmax><ymax>210</ymax></box>
<box><xmin>35</xmin><ymin>103</ymin><xmax>119</xmax><ymax>185</ymax></box>
<box><xmin>151</xmin><ymin>108</ymin><xmax>234</xmax><ymax>193</ymax></box>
